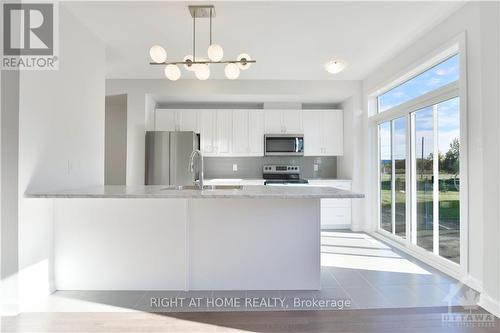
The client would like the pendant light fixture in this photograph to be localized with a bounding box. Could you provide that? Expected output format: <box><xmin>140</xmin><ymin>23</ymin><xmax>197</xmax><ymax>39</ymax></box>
<box><xmin>149</xmin><ymin>5</ymin><xmax>255</xmax><ymax>80</ymax></box>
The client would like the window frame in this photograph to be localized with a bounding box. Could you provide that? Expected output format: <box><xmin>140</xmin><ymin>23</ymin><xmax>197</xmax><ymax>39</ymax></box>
<box><xmin>369</xmin><ymin>33</ymin><xmax>468</xmax><ymax>279</ymax></box>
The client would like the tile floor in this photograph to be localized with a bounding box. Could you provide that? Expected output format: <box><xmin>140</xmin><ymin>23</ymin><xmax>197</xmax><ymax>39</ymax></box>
<box><xmin>21</xmin><ymin>231</ymin><xmax>477</xmax><ymax>313</ymax></box>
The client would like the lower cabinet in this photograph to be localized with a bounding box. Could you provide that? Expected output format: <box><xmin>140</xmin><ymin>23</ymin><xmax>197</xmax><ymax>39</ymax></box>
<box><xmin>308</xmin><ymin>179</ymin><xmax>352</xmax><ymax>229</ymax></box>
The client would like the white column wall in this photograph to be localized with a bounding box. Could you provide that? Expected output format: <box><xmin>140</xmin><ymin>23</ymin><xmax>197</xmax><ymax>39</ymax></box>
<box><xmin>17</xmin><ymin>4</ymin><xmax>105</xmax><ymax>297</ymax></box>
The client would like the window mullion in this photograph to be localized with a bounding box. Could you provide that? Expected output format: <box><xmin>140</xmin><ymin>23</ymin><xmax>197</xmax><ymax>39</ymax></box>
<box><xmin>410</xmin><ymin>113</ymin><xmax>417</xmax><ymax>245</ymax></box>
<box><xmin>391</xmin><ymin>121</ymin><xmax>396</xmax><ymax>235</ymax></box>
<box><xmin>432</xmin><ymin>105</ymin><xmax>440</xmax><ymax>255</ymax></box>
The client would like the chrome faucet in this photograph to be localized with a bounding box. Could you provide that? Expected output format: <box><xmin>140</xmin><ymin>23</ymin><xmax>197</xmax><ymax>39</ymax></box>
<box><xmin>189</xmin><ymin>149</ymin><xmax>204</xmax><ymax>189</ymax></box>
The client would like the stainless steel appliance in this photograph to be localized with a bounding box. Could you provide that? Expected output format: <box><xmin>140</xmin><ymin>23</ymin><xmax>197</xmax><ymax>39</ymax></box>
<box><xmin>263</xmin><ymin>165</ymin><xmax>309</xmax><ymax>185</ymax></box>
<box><xmin>145</xmin><ymin>131</ymin><xmax>200</xmax><ymax>185</ymax></box>
<box><xmin>264</xmin><ymin>134</ymin><xmax>304</xmax><ymax>156</ymax></box>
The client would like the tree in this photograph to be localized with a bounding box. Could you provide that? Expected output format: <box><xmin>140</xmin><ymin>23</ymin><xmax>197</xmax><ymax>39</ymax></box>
<box><xmin>442</xmin><ymin>138</ymin><xmax>460</xmax><ymax>190</ymax></box>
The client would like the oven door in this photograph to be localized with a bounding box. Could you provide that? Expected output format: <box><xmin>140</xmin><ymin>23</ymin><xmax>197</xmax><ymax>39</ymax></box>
<box><xmin>264</xmin><ymin>134</ymin><xmax>304</xmax><ymax>156</ymax></box>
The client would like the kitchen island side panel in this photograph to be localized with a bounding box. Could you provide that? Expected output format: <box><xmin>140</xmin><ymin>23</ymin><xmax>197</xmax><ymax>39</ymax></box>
<box><xmin>54</xmin><ymin>198</ymin><xmax>187</xmax><ymax>290</ymax></box>
<box><xmin>188</xmin><ymin>198</ymin><xmax>321</xmax><ymax>290</ymax></box>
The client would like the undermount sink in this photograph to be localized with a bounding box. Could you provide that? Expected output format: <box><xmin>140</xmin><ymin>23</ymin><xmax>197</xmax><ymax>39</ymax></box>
<box><xmin>160</xmin><ymin>185</ymin><xmax>243</xmax><ymax>191</ymax></box>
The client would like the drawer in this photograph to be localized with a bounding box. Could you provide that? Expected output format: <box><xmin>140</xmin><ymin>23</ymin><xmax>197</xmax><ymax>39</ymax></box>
<box><xmin>321</xmin><ymin>207</ymin><xmax>351</xmax><ymax>225</ymax></box>
<box><xmin>321</xmin><ymin>198</ymin><xmax>351</xmax><ymax>208</ymax></box>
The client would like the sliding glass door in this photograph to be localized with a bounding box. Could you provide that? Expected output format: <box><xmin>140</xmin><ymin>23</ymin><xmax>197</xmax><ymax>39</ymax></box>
<box><xmin>378</xmin><ymin>97</ymin><xmax>460</xmax><ymax>265</ymax></box>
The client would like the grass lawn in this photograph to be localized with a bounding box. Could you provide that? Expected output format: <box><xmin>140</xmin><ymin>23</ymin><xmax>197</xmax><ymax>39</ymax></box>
<box><xmin>380</xmin><ymin>175</ymin><xmax>459</xmax><ymax>220</ymax></box>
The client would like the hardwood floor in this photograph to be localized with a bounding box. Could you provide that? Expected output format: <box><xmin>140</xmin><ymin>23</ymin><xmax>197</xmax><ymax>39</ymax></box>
<box><xmin>2</xmin><ymin>307</ymin><xmax>498</xmax><ymax>333</ymax></box>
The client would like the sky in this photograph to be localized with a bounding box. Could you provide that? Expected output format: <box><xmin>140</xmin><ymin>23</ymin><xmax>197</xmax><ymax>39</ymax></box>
<box><xmin>378</xmin><ymin>54</ymin><xmax>459</xmax><ymax>113</ymax></box>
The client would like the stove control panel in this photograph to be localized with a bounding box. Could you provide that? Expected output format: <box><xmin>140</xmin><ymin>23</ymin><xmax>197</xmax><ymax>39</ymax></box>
<box><xmin>263</xmin><ymin>165</ymin><xmax>300</xmax><ymax>174</ymax></box>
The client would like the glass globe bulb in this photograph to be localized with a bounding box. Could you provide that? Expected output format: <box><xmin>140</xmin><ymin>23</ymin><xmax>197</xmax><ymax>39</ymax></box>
<box><xmin>207</xmin><ymin>44</ymin><xmax>224</xmax><ymax>62</ymax></box>
<box><xmin>149</xmin><ymin>45</ymin><xmax>167</xmax><ymax>63</ymax></box>
<box><xmin>237</xmin><ymin>53</ymin><xmax>251</xmax><ymax>70</ymax></box>
<box><xmin>324</xmin><ymin>60</ymin><xmax>347</xmax><ymax>74</ymax></box>
<box><xmin>164</xmin><ymin>64</ymin><xmax>181</xmax><ymax>81</ymax></box>
<box><xmin>225</xmin><ymin>63</ymin><xmax>240</xmax><ymax>80</ymax></box>
<box><xmin>195</xmin><ymin>64</ymin><xmax>210</xmax><ymax>80</ymax></box>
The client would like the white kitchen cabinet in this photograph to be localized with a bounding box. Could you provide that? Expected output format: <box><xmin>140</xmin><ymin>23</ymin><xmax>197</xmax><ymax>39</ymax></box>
<box><xmin>154</xmin><ymin>108</ymin><xmax>341</xmax><ymax>157</ymax></box>
<box><xmin>178</xmin><ymin>109</ymin><xmax>199</xmax><ymax>132</ymax></box>
<box><xmin>303</xmin><ymin>110</ymin><xmax>343</xmax><ymax>156</ymax></box>
<box><xmin>233</xmin><ymin>110</ymin><xmax>264</xmax><ymax>156</ymax></box>
<box><xmin>263</xmin><ymin>110</ymin><xmax>283</xmax><ymax>133</ymax></box>
<box><xmin>282</xmin><ymin>110</ymin><xmax>303</xmax><ymax>133</ymax></box>
<box><xmin>199</xmin><ymin>110</ymin><xmax>217</xmax><ymax>155</ymax></box>
<box><xmin>248</xmin><ymin>110</ymin><xmax>264</xmax><ymax>155</ymax></box>
<box><xmin>303</xmin><ymin>111</ymin><xmax>323</xmax><ymax>156</ymax></box>
<box><xmin>232</xmin><ymin>110</ymin><xmax>249</xmax><ymax>154</ymax></box>
<box><xmin>308</xmin><ymin>179</ymin><xmax>352</xmax><ymax>229</ymax></box>
<box><xmin>155</xmin><ymin>109</ymin><xmax>199</xmax><ymax>132</ymax></box>
<box><xmin>264</xmin><ymin>109</ymin><xmax>302</xmax><ymax>134</ymax></box>
<box><xmin>323</xmin><ymin>110</ymin><xmax>343</xmax><ymax>155</ymax></box>
<box><xmin>155</xmin><ymin>109</ymin><xmax>177</xmax><ymax>131</ymax></box>
<box><xmin>216</xmin><ymin>110</ymin><xmax>233</xmax><ymax>155</ymax></box>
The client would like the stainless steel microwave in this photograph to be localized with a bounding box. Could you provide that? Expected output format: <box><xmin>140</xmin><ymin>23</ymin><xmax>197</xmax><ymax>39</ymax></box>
<box><xmin>264</xmin><ymin>134</ymin><xmax>304</xmax><ymax>156</ymax></box>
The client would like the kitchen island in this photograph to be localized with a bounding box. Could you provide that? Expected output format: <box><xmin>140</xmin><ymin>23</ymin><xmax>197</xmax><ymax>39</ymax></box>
<box><xmin>27</xmin><ymin>185</ymin><xmax>363</xmax><ymax>291</ymax></box>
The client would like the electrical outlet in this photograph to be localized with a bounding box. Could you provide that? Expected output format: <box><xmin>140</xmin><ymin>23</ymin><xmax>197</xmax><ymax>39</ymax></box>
<box><xmin>232</xmin><ymin>164</ymin><xmax>238</xmax><ymax>172</ymax></box>
<box><xmin>314</xmin><ymin>164</ymin><xmax>319</xmax><ymax>172</ymax></box>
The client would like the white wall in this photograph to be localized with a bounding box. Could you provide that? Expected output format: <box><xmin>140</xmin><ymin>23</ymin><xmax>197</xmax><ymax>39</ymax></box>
<box><xmin>107</xmin><ymin>79</ymin><xmax>360</xmax><ymax>185</ymax></box>
<box><xmin>17</xmin><ymin>4</ymin><xmax>105</xmax><ymax>297</ymax></box>
<box><xmin>1</xmin><ymin>70</ymin><xmax>20</xmax><ymax>314</ymax></box>
<box><xmin>338</xmin><ymin>89</ymin><xmax>367</xmax><ymax>232</ymax></box>
<box><xmin>105</xmin><ymin>95</ymin><xmax>127</xmax><ymax>185</ymax></box>
<box><xmin>362</xmin><ymin>2</ymin><xmax>500</xmax><ymax>316</ymax></box>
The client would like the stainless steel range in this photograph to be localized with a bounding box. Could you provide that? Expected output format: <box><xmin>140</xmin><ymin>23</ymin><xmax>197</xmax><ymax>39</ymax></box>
<box><xmin>263</xmin><ymin>165</ymin><xmax>309</xmax><ymax>185</ymax></box>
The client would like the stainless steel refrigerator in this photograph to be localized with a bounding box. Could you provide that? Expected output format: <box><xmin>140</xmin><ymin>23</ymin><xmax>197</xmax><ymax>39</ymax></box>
<box><xmin>145</xmin><ymin>131</ymin><xmax>200</xmax><ymax>185</ymax></box>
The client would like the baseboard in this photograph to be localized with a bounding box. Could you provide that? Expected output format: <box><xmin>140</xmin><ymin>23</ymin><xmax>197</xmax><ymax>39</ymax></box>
<box><xmin>321</xmin><ymin>224</ymin><xmax>351</xmax><ymax>230</ymax></box>
<box><xmin>480</xmin><ymin>292</ymin><xmax>500</xmax><ymax>318</ymax></box>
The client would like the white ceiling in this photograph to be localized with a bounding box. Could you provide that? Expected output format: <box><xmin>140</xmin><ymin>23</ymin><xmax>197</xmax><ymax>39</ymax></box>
<box><xmin>65</xmin><ymin>1</ymin><xmax>464</xmax><ymax>80</ymax></box>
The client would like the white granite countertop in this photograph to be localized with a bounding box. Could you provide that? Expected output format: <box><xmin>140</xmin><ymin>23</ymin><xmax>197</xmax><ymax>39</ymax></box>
<box><xmin>25</xmin><ymin>185</ymin><xmax>364</xmax><ymax>199</ymax></box>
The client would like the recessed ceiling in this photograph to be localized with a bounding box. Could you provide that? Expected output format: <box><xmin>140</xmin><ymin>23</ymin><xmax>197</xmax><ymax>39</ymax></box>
<box><xmin>64</xmin><ymin>1</ymin><xmax>464</xmax><ymax>80</ymax></box>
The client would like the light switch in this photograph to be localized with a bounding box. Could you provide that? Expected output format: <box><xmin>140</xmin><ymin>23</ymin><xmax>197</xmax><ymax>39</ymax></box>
<box><xmin>233</xmin><ymin>164</ymin><xmax>238</xmax><ymax>171</ymax></box>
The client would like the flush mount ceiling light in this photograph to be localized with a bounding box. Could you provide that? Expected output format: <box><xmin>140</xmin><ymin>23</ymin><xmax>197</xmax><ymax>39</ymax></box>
<box><xmin>149</xmin><ymin>5</ymin><xmax>256</xmax><ymax>81</ymax></box>
<box><xmin>325</xmin><ymin>60</ymin><xmax>347</xmax><ymax>74</ymax></box>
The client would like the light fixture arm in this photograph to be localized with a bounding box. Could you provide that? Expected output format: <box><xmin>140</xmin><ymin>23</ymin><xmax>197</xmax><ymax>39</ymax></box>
<box><xmin>209</xmin><ymin>7</ymin><xmax>213</xmax><ymax>45</ymax></box>
<box><xmin>192</xmin><ymin>15</ymin><xmax>196</xmax><ymax>61</ymax></box>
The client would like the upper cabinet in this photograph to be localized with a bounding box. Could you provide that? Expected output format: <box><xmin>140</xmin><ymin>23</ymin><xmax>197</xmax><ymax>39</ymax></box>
<box><xmin>264</xmin><ymin>110</ymin><xmax>303</xmax><ymax>134</ymax></box>
<box><xmin>154</xmin><ymin>108</ymin><xmax>342</xmax><ymax>157</ymax></box>
<box><xmin>303</xmin><ymin>109</ymin><xmax>343</xmax><ymax>156</ymax></box>
<box><xmin>248</xmin><ymin>110</ymin><xmax>264</xmax><ymax>155</ymax></box>
<box><xmin>216</xmin><ymin>110</ymin><xmax>233</xmax><ymax>155</ymax></box>
<box><xmin>155</xmin><ymin>109</ymin><xmax>199</xmax><ymax>132</ymax></box>
<box><xmin>199</xmin><ymin>110</ymin><xmax>217</xmax><ymax>155</ymax></box>
<box><xmin>178</xmin><ymin>110</ymin><xmax>199</xmax><ymax>132</ymax></box>
<box><xmin>302</xmin><ymin>110</ymin><xmax>323</xmax><ymax>156</ymax></box>
<box><xmin>232</xmin><ymin>109</ymin><xmax>264</xmax><ymax>156</ymax></box>
<box><xmin>323</xmin><ymin>110</ymin><xmax>343</xmax><ymax>156</ymax></box>
<box><xmin>155</xmin><ymin>109</ymin><xmax>178</xmax><ymax>131</ymax></box>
